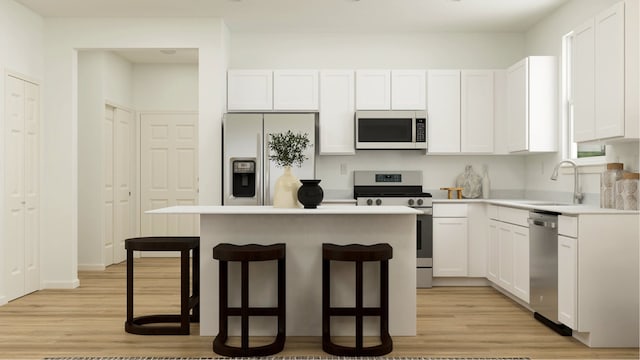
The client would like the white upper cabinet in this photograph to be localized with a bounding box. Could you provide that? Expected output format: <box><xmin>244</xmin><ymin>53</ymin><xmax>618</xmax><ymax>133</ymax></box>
<box><xmin>572</xmin><ymin>1</ymin><xmax>639</xmax><ymax>142</ymax></box>
<box><xmin>427</xmin><ymin>70</ymin><xmax>495</xmax><ymax>154</ymax></box>
<box><xmin>355</xmin><ymin>70</ymin><xmax>391</xmax><ymax>110</ymax></box>
<box><xmin>594</xmin><ymin>2</ymin><xmax>625</xmax><ymax>139</ymax></box>
<box><xmin>427</xmin><ymin>70</ymin><xmax>461</xmax><ymax>153</ymax></box>
<box><xmin>227</xmin><ymin>70</ymin><xmax>273</xmax><ymax>111</ymax></box>
<box><xmin>461</xmin><ymin>70</ymin><xmax>494</xmax><ymax>153</ymax></box>
<box><xmin>572</xmin><ymin>19</ymin><xmax>596</xmax><ymax>142</ymax></box>
<box><xmin>319</xmin><ymin>70</ymin><xmax>355</xmax><ymax>155</ymax></box>
<box><xmin>391</xmin><ymin>70</ymin><xmax>426</xmax><ymax>110</ymax></box>
<box><xmin>273</xmin><ymin>70</ymin><xmax>319</xmax><ymax>111</ymax></box>
<box><xmin>506</xmin><ymin>56</ymin><xmax>557</xmax><ymax>153</ymax></box>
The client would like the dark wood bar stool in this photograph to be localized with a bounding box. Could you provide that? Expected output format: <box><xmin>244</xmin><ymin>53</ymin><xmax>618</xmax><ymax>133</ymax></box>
<box><xmin>124</xmin><ymin>236</ymin><xmax>200</xmax><ymax>335</ymax></box>
<box><xmin>212</xmin><ymin>243</ymin><xmax>286</xmax><ymax>357</ymax></box>
<box><xmin>322</xmin><ymin>243</ymin><xmax>393</xmax><ymax>356</ymax></box>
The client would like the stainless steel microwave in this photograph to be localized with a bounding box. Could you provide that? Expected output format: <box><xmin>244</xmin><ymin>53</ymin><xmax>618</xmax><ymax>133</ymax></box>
<box><xmin>355</xmin><ymin>110</ymin><xmax>427</xmax><ymax>149</ymax></box>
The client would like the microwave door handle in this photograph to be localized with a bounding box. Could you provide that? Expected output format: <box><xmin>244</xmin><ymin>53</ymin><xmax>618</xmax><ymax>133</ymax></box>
<box><xmin>412</xmin><ymin>113</ymin><xmax>416</xmax><ymax>143</ymax></box>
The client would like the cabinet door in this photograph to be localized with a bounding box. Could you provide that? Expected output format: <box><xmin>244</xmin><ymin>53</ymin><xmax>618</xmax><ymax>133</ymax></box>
<box><xmin>512</xmin><ymin>224</ymin><xmax>530</xmax><ymax>303</ymax></box>
<box><xmin>493</xmin><ymin>70</ymin><xmax>509</xmax><ymax>154</ymax></box>
<box><xmin>319</xmin><ymin>70</ymin><xmax>355</xmax><ymax>155</ymax></box>
<box><xmin>461</xmin><ymin>70</ymin><xmax>494</xmax><ymax>153</ymax></box>
<box><xmin>227</xmin><ymin>70</ymin><xmax>273</xmax><ymax>111</ymax></box>
<box><xmin>433</xmin><ymin>217</ymin><xmax>468</xmax><ymax>277</ymax></box>
<box><xmin>497</xmin><ymin>224</ymin><xmax>514</xmax><ymax>290</ymax></box>
<box><xmin>506</xmin><ymin>58</ymin><xmax>528</xmax><ymax>152</ymax></box>
<box><xmin>595</xmin><ymin>1</ymin><xmax>625</xmax><ymax>139</ymax></box>
<box><xmin>356</xmin><ymin>70</ymin><xmax>391</xmax><ymax>110</ymax></box>
<box><xmin>487</xmin><ymin>220</ymin><xmax>500</xmax><ymax>283</ymax></box>
<box><xmin>391</xmin><ymin>70</ymin><xmax>426</xmax><ymax>110</ymax></box>
<box><xmin>273</xmin><ymin>70</ymin><xmax>319</xmax><ymax>110</ymax></box>
<box><xmin>558</xmin><ymin>235</ymin><xmax>578</xmax><ymax>329</ymax></box>
<box><xmin>572</xmin><ymin>19</ymin><xmax>596</xmax><ymax>142</ymax></box>
<box><xmin>427</xmin><ymin>70</ymin><xmax>461</xmax><ymax>153</ymax></box>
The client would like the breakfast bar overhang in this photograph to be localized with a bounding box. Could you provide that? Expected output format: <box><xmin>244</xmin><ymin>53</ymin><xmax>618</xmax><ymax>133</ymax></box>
<box><xmin>148</xmin><ymin>205</ymin><xmax>420</xmax><ymax>337</ymax></box>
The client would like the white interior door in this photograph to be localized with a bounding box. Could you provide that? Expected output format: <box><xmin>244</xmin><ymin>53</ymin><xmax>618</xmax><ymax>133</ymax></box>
<box><xmin>103</xmin><ymin>106</ymin><xmax>115</xmax><ymax>266</ymax></box>
<box><xmin>4</xmin><ymin>74</ymin><xmax>39</xmax><ymax>301</ymax></box>
<box><xmin>103</xmin><ymin>105</ymin><xmax>134</xmax><ymax>266</ymax></box>
<box><xmin>114</xmin><ymin>107</ymin><xmax>133</xmax><ymax>263</ymax></box>
<box><xmin>140</xmin><ymin>113</ymin><xmax>199</xmax><ymax>239</ymax></box>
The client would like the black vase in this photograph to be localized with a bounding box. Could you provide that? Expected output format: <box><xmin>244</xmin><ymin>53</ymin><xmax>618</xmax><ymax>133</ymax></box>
<box><xmin>297</xmin><ymin>179</ymin><xmax>324</xmax><ymax>209</ymax></box>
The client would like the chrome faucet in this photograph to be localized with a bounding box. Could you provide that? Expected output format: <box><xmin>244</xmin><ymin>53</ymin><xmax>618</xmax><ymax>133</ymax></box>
<box><xmin>550</xmin><ymin>160</ymin><xmax>583</xmax><ymax>204</ymax></box>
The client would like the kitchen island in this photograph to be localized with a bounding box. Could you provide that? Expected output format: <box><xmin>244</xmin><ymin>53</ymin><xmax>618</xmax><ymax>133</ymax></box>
<box><xmin>147</xmin><ymin>205</ymin><xmax>420</xmax><ymax>337</ymax></box>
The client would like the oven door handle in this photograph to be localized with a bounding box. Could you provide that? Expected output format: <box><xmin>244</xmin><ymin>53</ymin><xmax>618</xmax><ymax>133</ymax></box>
<box><xmin>419</xmin><ymin>208</ymin><xmax>433</xmax><ymax>215</ymax></box>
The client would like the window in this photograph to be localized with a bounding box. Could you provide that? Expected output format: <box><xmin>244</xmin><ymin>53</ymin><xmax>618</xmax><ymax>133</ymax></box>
<box><xmin>562</xmin><ymin>32</ymin><xmax>606</xmax><ymax>163</ymax></box>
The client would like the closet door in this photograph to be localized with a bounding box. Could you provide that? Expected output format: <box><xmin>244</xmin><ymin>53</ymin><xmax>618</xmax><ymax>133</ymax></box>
<box><xmin>4</xmin><ymin>75</ymin><xmax>40</xmax><ymax>301</ymax></box>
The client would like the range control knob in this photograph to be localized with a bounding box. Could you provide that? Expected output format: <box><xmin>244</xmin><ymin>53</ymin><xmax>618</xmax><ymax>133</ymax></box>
<box><xmin>417</xmin><ymin>199</ymin><xmax>424</xmax><ymax>206</ymax></box>
<box><xmin>408</xmin><ymin>199</ymin><xmax>415</xmax><ymax>206</ymax></box>
<box><xmin>366</xmin><ymin>199</ymin><xmax>373</xmax><ymax>206</ymax></box>
<box><xmin>375</xmin><ymin>199</ymin><xmax>382</xmax><ymax>206</ymax></box>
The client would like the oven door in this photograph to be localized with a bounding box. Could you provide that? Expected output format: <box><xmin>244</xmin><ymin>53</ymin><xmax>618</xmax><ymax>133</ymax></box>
<box><xmin>417</xmin><ymin>208</ymin><xmax>433</xmax><ymax>288</ymax></box>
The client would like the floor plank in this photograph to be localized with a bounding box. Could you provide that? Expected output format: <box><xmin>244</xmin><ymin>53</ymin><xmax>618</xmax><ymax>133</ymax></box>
<box><xmin>0</xmin><ymin>258</ymin><xmax>637</xmax><ymax>359</ymax></box>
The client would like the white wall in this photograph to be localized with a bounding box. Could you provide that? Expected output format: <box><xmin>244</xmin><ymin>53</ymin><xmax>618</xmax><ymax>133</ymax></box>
<box><xmin>133</xmin><ymin>63</ymin><xmax>199</xmax><ymax>112</ymax></box>
<box><xmin>42</xmin><ymin>18</ymin><xmax>228</xmax><ymax>289</ymax></box>
<box><xmin>0</xmin><ymin>0</ymin><xmax>43</xmax><ymax>303</ymax></box>
<box><xmin>77</xmin><ymin>51</ymin><xmax>133</xmax><ymax>270</ymax></box>
<box><xmin>230</xmin><ymin>31</ymin><xmax>528</xmax><ymax>198</ymax></box>
<box><xmin>524</xmin><ymin>0</ymin><xmax>640</xmax><ymax>203</ymax></box>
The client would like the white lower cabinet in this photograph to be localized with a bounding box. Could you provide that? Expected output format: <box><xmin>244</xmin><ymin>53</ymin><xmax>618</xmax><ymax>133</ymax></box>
<box><xmin>558</xmin><ymin>235</ymin><xmax>578</xmax><ymax>329</ymax></box>
<box><xmin>487</xmin><ymin>206</ymin><xmax>530</xmax><ymax>303</ymax></box>
<box><xmin>433</xmin><ymin>204</ymin><xmax>468</xmax><ymax>277</ymax></box>
<box><xmin>433</xmin><ymin>217</ymin><xmax>468</xmax><ymax>276</ymax></box>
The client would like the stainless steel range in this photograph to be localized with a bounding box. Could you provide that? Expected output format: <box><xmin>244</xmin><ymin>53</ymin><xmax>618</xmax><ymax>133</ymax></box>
<box><xmin>354</xmin><ymin>170</ymin><xmax>433</xmax><ymax>288</ymax></box>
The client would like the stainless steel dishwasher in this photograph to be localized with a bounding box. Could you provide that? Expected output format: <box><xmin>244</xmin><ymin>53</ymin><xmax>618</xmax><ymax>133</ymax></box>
<box><xmin>528</xmin><ymin>211</ymin><xmax>572</xmax><ymax>336</ymax></box>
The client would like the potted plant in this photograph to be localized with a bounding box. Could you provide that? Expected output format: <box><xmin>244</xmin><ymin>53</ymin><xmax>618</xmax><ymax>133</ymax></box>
<box><xmin>268</xmin><ymin>131</ymin><xmax>311</xmax><ymax>208</ymax></box>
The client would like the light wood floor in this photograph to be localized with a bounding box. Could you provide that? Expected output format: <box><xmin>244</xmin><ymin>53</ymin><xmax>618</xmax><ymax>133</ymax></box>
<box><xmin>0</xmin><ymin>258</ymin><xmax>637</xmax><ymax>360</ymax></box>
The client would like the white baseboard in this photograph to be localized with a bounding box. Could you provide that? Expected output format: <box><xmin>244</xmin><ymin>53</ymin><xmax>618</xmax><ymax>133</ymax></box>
<box><xmin>42</xmin><ymin>279</ymin><xmax>80</xmax><ymax>289</ymax></box>
<box><xmin>0</xmin><ymin>295</ymin><xmax>6</xmax><ymax>306</ymax></box>
<box><xmin>432</xmin><ymin>277</ymin><xmax>490</xmax><ymax>287</ymax></box>
<box><xmin>78</xmin><ymin>264</ymin><xmax>106</xmax><ymax>271</ymax></box>
<box><xmin>140</xmin><ymin>251</ymin><xmax>181</xmax><ymax>257</ymax></box>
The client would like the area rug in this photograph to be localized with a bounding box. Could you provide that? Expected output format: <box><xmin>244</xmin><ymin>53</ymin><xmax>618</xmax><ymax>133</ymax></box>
<box><xmin>43</xmin><ymin>357</ymin><xmax>531</xmax><ymax>360</ymax></box>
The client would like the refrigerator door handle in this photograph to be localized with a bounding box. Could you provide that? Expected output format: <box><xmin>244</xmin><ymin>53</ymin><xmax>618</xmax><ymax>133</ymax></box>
<box><xmin>264</xmin><ymin>132</ymin><xmax>271</xmax><ymax>206</ymax></box>
<box><xmin>256</xmin><ymin>132</ymin><xmax>263</xmax><ymax>205</ymax></box>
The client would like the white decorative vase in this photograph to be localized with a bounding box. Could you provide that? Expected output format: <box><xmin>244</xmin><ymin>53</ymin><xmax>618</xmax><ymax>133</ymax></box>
<box><xmin>273</xmin><ymin>166</ymin><xmax>302</xmax><ymax>208</ymax></box>
<box><xmin>482</xmin><ymin>165</ymin><xmax>491</xmax><ymax>199</ymax></box>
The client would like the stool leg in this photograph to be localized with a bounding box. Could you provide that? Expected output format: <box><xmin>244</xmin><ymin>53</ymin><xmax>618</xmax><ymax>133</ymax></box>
<box><xmin>192</xmin><ymin>246</ymin><xmax>200</xmax><ymax>322</ymax></box>
<box><xmin>218</xmin><ymin>260</ymin><xmax>229</xmax><ymax>341</ymax></box>
<box><xmin>355</xmin><ymin>260</ymin><xmax>363</xmax><ymax>352</ymax></box>
<box><xmin>241</xmin><ymin>260</ymin><xmax>249</xmax><ymax>351</ymax></box>
<box><xmin>381</xmin><ymin>259</ymin><xmax>389</xmax><ymax>336</ymax></box>
<box><xmin>126</xmin><ymin>248</ymin><xmax>134</xmax><ymax>324</ymax></box>
<box><xmin>179</xmin><ymin>249</ymin><xmax>189</xmax><ymax>334</ymax></box>
<box><xmin>322</xmin><ymin>258</ymin><xmax>330</xmax><ymax>344</ymax></box>
<box><xmin>278</xmin><ymin>257</ymin><xmax>286</xmax><ymax>336</ymax></box>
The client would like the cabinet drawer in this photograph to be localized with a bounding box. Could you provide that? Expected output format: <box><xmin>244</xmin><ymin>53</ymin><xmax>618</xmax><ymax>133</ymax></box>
<box><xmin>558</xmin><ymin>215</ymin><xmax>578</xmax><ymax>238</ymax></box>
<box><xmin>497</xmin><ymin>206</ymin><xmax>529</xmax><ymax>227</ymax></box>
<box><xmin>433</xmin><ymin>203</ymin><xmax>468</xmax><ymax>217</ymax></box>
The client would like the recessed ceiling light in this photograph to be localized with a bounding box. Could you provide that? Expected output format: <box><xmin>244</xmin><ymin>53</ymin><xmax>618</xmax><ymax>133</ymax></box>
<box><xmin>160</xmin><ymin>49</ymin><xmax>177</xmax><ymax>55</ymax></box>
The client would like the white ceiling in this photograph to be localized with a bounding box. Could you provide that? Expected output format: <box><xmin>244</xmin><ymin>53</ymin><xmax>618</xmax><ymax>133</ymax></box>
<box><xmin>18</xmin><ymin>0</ymin><xmax>570</xmax><ymax>64</ymax></box>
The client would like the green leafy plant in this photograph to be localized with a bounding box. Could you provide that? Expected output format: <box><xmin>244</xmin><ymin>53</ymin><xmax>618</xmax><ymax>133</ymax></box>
<box><xmin>268</xmin><ymin>130</ymin><xmax>310</xmax><ymax>168</ymax></box>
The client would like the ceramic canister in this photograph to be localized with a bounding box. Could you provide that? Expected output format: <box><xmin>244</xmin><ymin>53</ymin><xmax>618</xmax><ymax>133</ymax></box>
<box><xmin>615</xmin><ymin>172</ymin><xmax>639</xmax><ymax>211</ymax></box>
<box><xmin>601</xmin><ymin>163</ymin><xmax>624</xmax><ymax>208</ymax></box>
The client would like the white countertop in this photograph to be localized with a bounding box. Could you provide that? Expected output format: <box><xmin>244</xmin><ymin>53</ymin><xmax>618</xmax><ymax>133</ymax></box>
<box><xmin>433</xmin><ymin>198</ymin><xmax>639</xmax><ymax>215</ymax></box>
<box><xmin>147</xmin><ymin>205</ymin><xmax>421</xmax><ymax>215</ymax></box>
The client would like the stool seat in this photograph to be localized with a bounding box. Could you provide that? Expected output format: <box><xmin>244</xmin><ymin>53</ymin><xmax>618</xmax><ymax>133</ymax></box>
<box><xmin>125</xmin><ymin>236</ymin><xmax>199</xmax><ymax>335</ymax></box>
<box><xmin>213</xmin><ymin>243</ymin><xmax>285</xmax><ymax>262</ymax></box>
<box><xmin>323</xmin><ymin>242</ymin><xmax>393</xmax><ymax>357</ymax></box>
<box><xmin>213</xmin><ymin>243</ymin><xmax>286</xmax><ymax>357</ymax></box>
<box><xmin>323</xmin><ymin>243</ymin><xmax>392</xmax><ymax>262</ymax></box>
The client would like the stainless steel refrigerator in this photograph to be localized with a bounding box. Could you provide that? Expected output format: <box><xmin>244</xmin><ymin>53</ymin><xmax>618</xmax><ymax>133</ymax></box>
<box><xmin>223</xmin><ymin>113</ymin><xmax>316</xmax><ymax>205</ymax></box>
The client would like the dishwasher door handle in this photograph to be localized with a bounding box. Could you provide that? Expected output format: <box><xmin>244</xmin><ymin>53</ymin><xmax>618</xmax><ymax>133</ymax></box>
<box><xmin>528</xmin><ymin>218</ymin><xmax>557</xmax><ymax>228</ymax></box>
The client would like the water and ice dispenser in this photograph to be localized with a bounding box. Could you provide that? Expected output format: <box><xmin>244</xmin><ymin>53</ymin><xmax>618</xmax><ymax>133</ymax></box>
<box><xmin>231</xmin><ymin>160</ymin><xmax>256</xmax><ymax>198</ymax></box>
